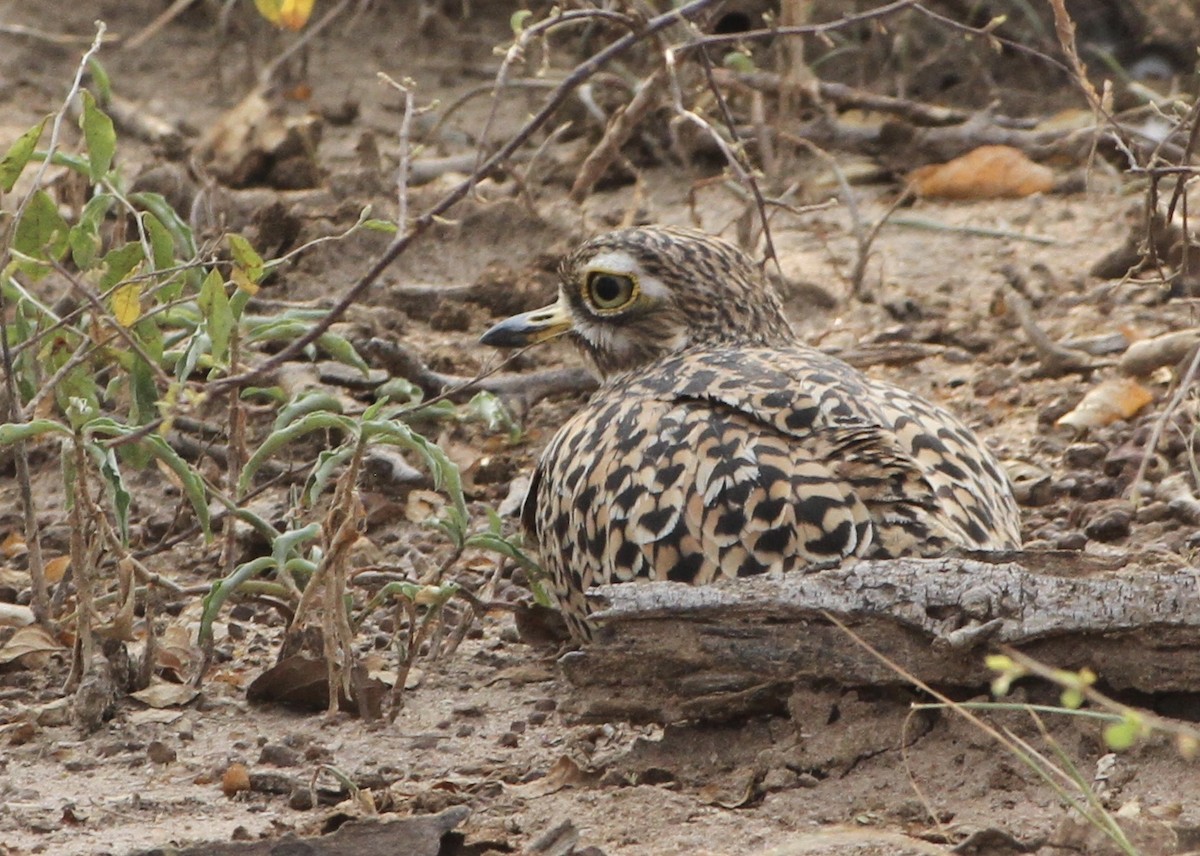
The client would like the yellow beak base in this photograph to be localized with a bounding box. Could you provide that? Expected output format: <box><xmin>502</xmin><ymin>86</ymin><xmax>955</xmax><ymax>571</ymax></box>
<box><xmin>479</xmin><ymin>297</ymin><xmax>572</xmax><ymax>347</ymax></box>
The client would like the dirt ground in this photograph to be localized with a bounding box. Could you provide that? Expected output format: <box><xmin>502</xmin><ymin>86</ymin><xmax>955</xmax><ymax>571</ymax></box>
<box><xmin>1</xmin><ymin>2</ymin><xmax>1199</xmax><ymax>855</ymax></box>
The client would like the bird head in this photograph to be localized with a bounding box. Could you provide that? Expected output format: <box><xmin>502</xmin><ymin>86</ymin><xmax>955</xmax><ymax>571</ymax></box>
<box><xmin>480</xmin><ymin>226</ymin><xmax>794</xmax><ymax>379</ymax></box>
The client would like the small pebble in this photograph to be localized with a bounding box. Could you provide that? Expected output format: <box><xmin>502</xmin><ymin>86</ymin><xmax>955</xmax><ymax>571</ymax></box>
<box><xmin>258</xmin><ymin>743</ymin><xmax>301</xmax><ymax>767</ymax></box>
<box><xmin>496</xmin><ymin>731</ymin><xmax>519</xmax><ymax>748</ymax></box>
<box><xmin>760</xmin><ymin>768</ymin><xmax>799</xmax><ymax>792</ymax></box>
<box><xmin>288</xmin><ymin>788</ymin><xmax>315</xmax><ymax>810</ymax></box>
<box><xmin>1063</xmin><ymin>442</ymin><xmax>1106</xmax><ymax>469</ymax></box>
<box><xmin>1084</xmin><ymin>504</ymin><xmax>1133</xmax><ymax>542</ymax></box>
<box><xmin>147</xmin><ymin>741</ymin><xmax>176</xmax><ymax>765</ymax></box>
<box><xmin>1055</xmin><ymin>531</ymin><xmax>1088</xmax><ymax>550</ymax></box>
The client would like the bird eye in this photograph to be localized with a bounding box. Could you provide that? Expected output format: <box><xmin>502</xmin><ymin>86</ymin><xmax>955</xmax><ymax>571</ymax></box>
<box><xmin>585</xmin><ymin>272</ymin><xmax>636</xmax><ymax>311</ymax></box>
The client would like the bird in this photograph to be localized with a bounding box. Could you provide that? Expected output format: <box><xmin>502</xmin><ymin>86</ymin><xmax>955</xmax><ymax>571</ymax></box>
<box><xmin>480</xmin><ymin>226</ymin><xmax>1021</xmax><ymax>641</ymax></box>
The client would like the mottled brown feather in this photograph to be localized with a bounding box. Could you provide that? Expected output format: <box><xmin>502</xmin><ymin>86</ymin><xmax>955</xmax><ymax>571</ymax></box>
<box><xmin>489</xmin><ymin>227</ymin><xmax>1021</xmax><ymax>640</ymax></box>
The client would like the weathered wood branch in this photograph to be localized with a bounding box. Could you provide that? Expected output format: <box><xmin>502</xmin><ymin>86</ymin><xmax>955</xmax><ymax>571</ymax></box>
<box><xmin>360</xmin><ymin>337</ymin><xmax>596</xmax><ymax>409</ymax></box>
<box><xmin>559</xmin><ymin>555</ymin><xmax>1200</xmax><ymax>723</ymax></box>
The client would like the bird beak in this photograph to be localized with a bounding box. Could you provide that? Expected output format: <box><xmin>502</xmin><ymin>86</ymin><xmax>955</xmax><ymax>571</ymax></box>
<box><xmin>480</xmin><ymin>295</ymin><xmax>573</xmax><ymax>347</ymax></box>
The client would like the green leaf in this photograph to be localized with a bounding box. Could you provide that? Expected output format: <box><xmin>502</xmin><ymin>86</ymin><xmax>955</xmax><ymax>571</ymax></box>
<box><xmin>375</xmin><ymin>377</ymin><xmax>423</xmax><ymax>406</ymax></box>
<box><xmin>1103</xmin><ymin>717</ymin><xmax>1141</xmax><ymax>751</ymax></box>
<box><xmin>510</xmin><ymin>9</ymin><xmax>532</xmax><ymax>34</ymax></box>
<box><xmin>464</xmin><ymin>391</ymin><xmax>519</xmax><ymax>440</ymax></box>
<box><xmin>0</xmin><ymin>116</ymin><xmax>48</xmax><ymax>192</ymax></box>
<box><xmin>723</xmin><ymin>51</ymin><xmax>757</xmax><ymax>73</ymax></box>
<box><xmin>87</xmin><ymin>58</ymin><xmax>113</xmax><ymax>104</ymax></box>
<box><xmin>85</xmin><ymin>418</ymin><xmax>213</xmax><ymax>539</ymax></box>
<box><xmin>467</xmin><ymin>531</ymin><xmax>550</xmax><ymax>603</ymax></box>
<box><xmin>129</xmin><ymin>326</ymin><xmax>162</xmax><ymax>428</ymax></box>
<box><xmin>304</xmin><ymin>445</ymin><xmax>354</xmax><ymax>505</ymax></box>
<box><xmin>129</xmin><ymin>192</ymin><xmax>197</xmax><ymax>260</ymax></box>
<box><xmin>199</xmin><ymin>557</ymin><xmax>275</xmax><ymax>649</ymax></box>
<box><xmin>275</xmin><ymin>391</ymin><xmax>344</xmax><ymax>431</ymax></box>
<box><xmin>79</xmin><ymin>89</ymin><xmax>116</xmax><ymax>181</ymax></box>
<box><xmin>361</xmin><ymin>219</ymin><xmax>398</xmax><ymax>233</ymax></box>
<box><xmin>198</xmin><ymin>269</ymin><xmax>232</xmax><ymax>364</ymax></box>
<box><xmin>98</xmin><ymin>447</ymin><xmax>132</xmax><ymax>543</ymax></box>
<box><xmin>59</xmin><ymin>369</ymin><xmax>101</xmax><ymax>426</ymax></box>
<box><xmin>175</xmin><ymin>330</ymin><xmax>209</xmax><ymax>382</ymax></box>
<box><xmin>316</xmin><ymin>332</ymin><xmax>369</xmax><ymax>375</ymax></box>
<box><xmin>13</xmin><ymin>190</ymin><xmax>69</xmax><ymax>276</ymax></box>
<box><xmin>245</xmin><ymin>319</ymin><xmax>369</xmax><ymax>373</ymax></box>
<box><xmin>272</xmin><ymin>522</ymin><xmax>322</xmax><ymax>570</ymax></box>
<box><xmin>142</xmin><ymin>211</ymin><xmax>176</xmax><ymax>272</ymax></box>
<box><xmin>0</xmin><ymin>419</ymin><xmax>71</xmax><ymax>444</ymax></box>
<box><xmin>99</xmin><ymin>242</ymin><xmax>145</xmax><ymax>292</ymax></box>
<box><xmin>229</xmin><ymin>286</ymin><xmax>252</xmax><ymax>321</ymax></box>
<box><xmin>227</xmin><ymin>234</ymin><xmax>265</xmax><ymax>284</ymax></box>
<box><xmin>363</xmin><ymin>419</ymin><xmax>468</xmax><ymax>545</ymax></box>
<box><xmin>239</xmin><ymin>411</ymin><xmax>356</xmax><ymax>494</ymax></box>
<box><xmin>69</xmin><ymin>193</ymin><xmax>115</xmax><ymax>269</ymax></box>
<box><xmin>1060</xmin><ymin>687</ymin><xmax>1085</xmax><ymax>710</ymax></box>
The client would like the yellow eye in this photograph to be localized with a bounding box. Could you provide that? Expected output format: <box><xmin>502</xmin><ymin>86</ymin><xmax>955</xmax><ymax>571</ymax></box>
<box><xmin>585</xmin><ymin>271</ymin><xmax>637</xmax><ymax>311</ymax></box>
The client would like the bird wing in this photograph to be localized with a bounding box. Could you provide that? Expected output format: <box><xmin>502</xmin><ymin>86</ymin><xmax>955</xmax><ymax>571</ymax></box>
<box><xmin>623</xmin><ymin>345</ymin><xmax>1017</xmax><ymax>552</ymax></box>
<box><xmin>526</xmin><ymin>392</ymin><xmax>878</xmax><ymax>595</ymax></box>
<box><xmin>521</xmin><ymin>343</ymin><xmax>1019</xmax><ymax>630</ymax></box>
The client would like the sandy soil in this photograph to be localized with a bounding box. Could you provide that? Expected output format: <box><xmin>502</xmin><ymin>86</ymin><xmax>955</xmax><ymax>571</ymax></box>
<box><xmin>1</xmin><ymin>2</ymin><xmax>1198</xmax><ymax>855</ymax></box>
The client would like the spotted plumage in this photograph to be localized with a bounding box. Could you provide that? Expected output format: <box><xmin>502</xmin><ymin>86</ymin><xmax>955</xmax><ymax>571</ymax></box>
<box><xmin>481</xmin><ymin>226</ymin><xmax>1021</xmax><ymax>640</ymax></box>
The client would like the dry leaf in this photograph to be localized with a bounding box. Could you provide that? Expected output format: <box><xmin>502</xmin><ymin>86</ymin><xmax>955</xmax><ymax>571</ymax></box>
<box><xmin>44</xmin><ymin>555</ymin><xmax>70</xmax><ymax>583</ymax></box>
<box><xmin>127</xmin><ymin>708</ymin><xmax>185</xmax><ymax>726</ymax></box>
<box><xmin>2</xmin><ymin>531</ymin><xmax>27</xmax><ymax>559</ymax></box>
<box><xmin>0</xmin><ymin>624</ymin><xmax>65</xmax><ymax>666</ymax></box>
<box><xmin>1056</xmin><ymin>378</ymin><xmax>1154</xmax><ymax>429</ymax></box>
<box><xmin>0</xmin><ymin>603</ymin><xmax>36</xmax><ymax>628</ymax></box>
<box><xmin>405</xmin><ymin>489</ymin><xmax>446</xmax><ymax>524</ymax></box>
<box><xmin>370</xmin><ymin>667</ymin><xmax>424</xmax><ymax>690</ymax></box>
<box><xmin>130</xmin><ymin>678</ymin><xmax>199</xmax><ymax>709</ymax></box>
<box><xmin>247</xmin><ymin>652</ymin><xmax>386</xmax><ymax>717</ymax></box>
<box><xmin>909</xmin><ymin>145</ymin><xmax>1054</xmax><ymax>199</ymax></box>
<box><xmin>520</xmin><ymin>755</ymin><xmax>601</xmax><ymax>796</ymax></box>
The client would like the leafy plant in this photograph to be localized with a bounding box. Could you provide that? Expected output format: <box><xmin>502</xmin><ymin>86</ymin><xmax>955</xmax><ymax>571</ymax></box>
<box><xmin>198</xmin><ymin>386</ymin><xmax>538</xmax><ymax>714</ymax></box>
<box><xmin>0</xmin><ymin>45</ymin><xmax>535</xmax><ymax>715</ymax></box>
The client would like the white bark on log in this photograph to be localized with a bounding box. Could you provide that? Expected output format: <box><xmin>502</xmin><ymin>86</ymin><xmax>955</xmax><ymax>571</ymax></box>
<box><xmin>558</xmin><ymin>555</ymin><xmax>1200</xmax><ymax>722</ymax></box>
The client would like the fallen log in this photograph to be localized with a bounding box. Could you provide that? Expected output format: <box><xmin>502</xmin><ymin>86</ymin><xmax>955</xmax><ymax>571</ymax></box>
<box><xmin>558</xmin><ymin>554</ymin><xmax>1200</xmax><ymax>722</ymax></box>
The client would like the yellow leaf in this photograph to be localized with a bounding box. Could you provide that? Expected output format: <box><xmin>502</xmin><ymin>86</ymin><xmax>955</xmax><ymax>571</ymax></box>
<box><xmin>254</xmin><ymin>0</ymin><xmax>283</xmax><ymax>24</ymax></box>
<box><xmin>230</xmin><ymin>266</ymin><xmax>260</xmax><ymax>295</ymax></box>
<box><xmin>279</xmin><ymin>0</ymin><xmax>314</xmax><ymax>30</ymax></box>
<box><xmin>255</xmin><ymin>0</ymin><xmax>314</xmax><ymax>30</ymax></box>
<box><xmin>112</xmin><ymin>282</ymin><xmax>142</xmax><ymax>326</ymax></box>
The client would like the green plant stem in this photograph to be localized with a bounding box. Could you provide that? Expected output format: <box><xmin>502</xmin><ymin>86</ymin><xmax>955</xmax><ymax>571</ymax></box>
<box><xmin>0</xmin><ymin>285</ymin><xmax>51</xmax><ymax>623</ymax></box>
<box><xmin>911</xmin><ymin>702</ymin><xmax>1120</xmax><ymax>722</ymax></box>
<box><xmin>824</xmin><ymin>612</ymin><xmax>1138</xmax><ymax>854</ymax></box>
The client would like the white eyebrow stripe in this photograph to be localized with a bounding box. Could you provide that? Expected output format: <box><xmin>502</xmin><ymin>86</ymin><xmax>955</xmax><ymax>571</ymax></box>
<box><xmin>585</xmin><ymin>251</ymin><xmax>672</xmax><ymax>300</ymax></box>
<box><xmin>586</xmin><ymin>250</ymin><xmax>639</xmax><ymax>274</ymax></box>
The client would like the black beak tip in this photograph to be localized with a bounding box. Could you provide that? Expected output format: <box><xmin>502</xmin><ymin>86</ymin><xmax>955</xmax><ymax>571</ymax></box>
<box><xmin>479</xmin><ymin>324</ymin><xmax>512</xmax><ymax>348</ymax></box>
